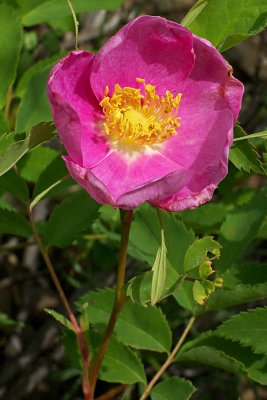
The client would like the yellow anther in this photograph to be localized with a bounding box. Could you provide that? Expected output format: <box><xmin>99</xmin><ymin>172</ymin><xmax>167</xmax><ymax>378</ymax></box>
<box><xmin>99</xmin><ymin>78</ymin><xmax>182</xmax><ymax>146</ymax></box>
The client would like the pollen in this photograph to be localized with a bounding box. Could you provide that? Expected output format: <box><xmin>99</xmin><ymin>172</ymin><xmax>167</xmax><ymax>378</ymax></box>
<box><xmin>99</xmin><ymin>78</ymin><xmax>182</xmax><ymax>146</ymax></box>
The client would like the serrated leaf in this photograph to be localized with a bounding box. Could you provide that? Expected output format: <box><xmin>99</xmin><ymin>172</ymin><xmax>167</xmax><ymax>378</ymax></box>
<box><xmin>62</xmin><ymin>329</ymin><xmax>146</xmax><ymax>384</ymax></box>
<box><xmin>129</xmin><ymin>204</ymin><xmax>195</xmax><ymax>274</ymax></box>
<box><xmin>77</xmin><ymin>288</ymin><xmax>172</xmax><ymax>353</ymax></box>
<box><xmin>177</xmin><ymin>345</ymin><xmax>244</xmax><ymax>375</ymax></box>
<box><xmin>21</xmin><ymin>0</ymin><xmax>126</xmax><ymax>26</ymax></box>
<box><xmin>184</xmin><ymin>236</ymin><xmax>221</xmax><ymax>273</ymax></box>
<box><xmin>223</xmin><ymin>262</ymin><xmax>267</xmax><ymax>287</ymax></box>
<box><xmin>217</xmin><ymin>187</ymin><xmax>267</xmax><ymax>271</ymax></box>
<box><xmin>0</xmin><ymin>3</ymin><xmax>23</xmax><ymax>107</ymax></box>
<box><xmin>217</xmin><ymin>307</ymin><xmax>267</xmax><ymax>355</ymax></box>
<box><xmin>44</xmin><ymin>190</ymin><xmax>100</xmax><ymax>248</ymax></box>
<box><xmin>0</xmin><ymin>207</ymin><xmax>32</xmax><ymax>237</ymax></box>
<box><xmin>127</xmin><ymin>267</ymin><xmax>180</xmax><ymax>307</ymax></box>
<box><xmin>33</xmin><ymin>154</ymin><xmax>71</xmax><ymax>198</ymax></box>
<box><xmin>16</xmin><ymin>68</ymin><xmax>52</xmax><ymax>132</ymax></box>
<box><xmin>229</xmin><ymin>125</ymin><xmax>265</xmax><ymax>174</ymax></box>
<box><xmin>15</xmin><ymin>52</ymin><xmax>67</xmax><ymax>98</ymax></box>
<box><xmin>0</xmin><ymin>169</ymin><xmax>29</xmax><ymax>203</ymax></box>
<box><xmin>98</xmin><ymin>336</ymin><xmax>146</xmax><ymax>384</ymax></box>
<box><xmin>31</xmin><ymin>177</ymin><xmax>67</xmax><ymax>209</ymax></box>
<box><xmin>187</xmin><ymin>0</ymin><xmax>267</xmax><ymax>51</ymax></box>
<box><xmin>179</xmin><ymin>333</ymin><xmax>267</xmax><ymax>385</ymax></box>
<box><xmin>173</xmin><ymin>280</ymin><xmax>196</xmax><ymax>312</ymax></box>
<box><xmin>151</xmin><ymin>377</ymin><xmax>196</xmax><ymax>400</ymax></box>
<box><xmin>233</xmin><ymin>130</ymin><xmax>267</xmax><ymax>142</ymax></box>
<box><xmin>194</xmin><ymin>282</ymin><xmax>267</xmax><ymax>315</ymax></box>
<box><xmin>151</xmin><ymin>228</ymin><xmax>167</xmax><ymax>305</ymax></box>
<box><xmin>17</xmin><ymin>146</ymin><xmax>58</xmax><ymax>182</ymax></box>
<box><xmin>0</xmin><ymin>122</ymin><xmax>55</xmax><ymax>176</ymax></box>
<box><xmin>45</xmin><ymin>308</ymin><xmax>74</xmax><ymax>331</ymax></box>
<box><xmin>178</xmin><ymin>203</ymin><xmax>227</xmax><ymax>233</ymax></box>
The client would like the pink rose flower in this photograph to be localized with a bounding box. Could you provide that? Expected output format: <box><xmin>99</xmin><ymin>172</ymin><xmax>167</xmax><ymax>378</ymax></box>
<box><xmin>47</xmin><ymin>16</ymin><xmax>243</xmax><ymax>211</ymax></box>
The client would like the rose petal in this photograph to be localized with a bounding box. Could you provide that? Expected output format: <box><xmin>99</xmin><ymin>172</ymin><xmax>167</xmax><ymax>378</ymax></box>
<box><xmin>90</xmin><ymin>16</ymin><xmax>195</xmax><ymax>100</ymax></box>
<box><xmin>152</xmin><ymin>110</ymin><xmax>233</xmax><ymax>211</ymax></box>
<box><xmin>47</xmin><ymin>51</ymin><xmax>110</xmax><ymax>168</ymax></box>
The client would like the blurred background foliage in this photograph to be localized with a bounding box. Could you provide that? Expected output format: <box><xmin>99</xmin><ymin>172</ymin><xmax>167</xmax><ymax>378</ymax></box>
<box><xmin>0</xmin><ymin>0</ymin><xmax>267</xmax><ymax>399</ymax></box>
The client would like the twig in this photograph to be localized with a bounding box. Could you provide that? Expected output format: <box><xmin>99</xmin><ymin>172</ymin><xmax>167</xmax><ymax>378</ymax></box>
<box><xmin>66</xmin><ymin>0</ymin><xmax>79</xmax><ymax>50</ymax></box>
<box><xmin>95</xmin><ymin>384</ymin><xmax>127</xmax><ymax>400</ymax></box>
<box><xmin>28</xmin><ymin>206</ymin><xmax>90</xmax><ymax>400</ymax></box>
<box><xmin>88</xmin><ymin>209</ymin><xmax>134</xmax><ymax>400</ymax></box>
<box><xmin>140</xmin><ymin>316</ymin><xmax>196</xmax><ymax>400</ymax></box>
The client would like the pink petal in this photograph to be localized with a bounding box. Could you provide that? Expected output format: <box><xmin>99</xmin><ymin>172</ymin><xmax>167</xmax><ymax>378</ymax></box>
<box><xmin>152</xmin><ymin>110</ymin><xmax>233</xmax><ymax>212</ymax></box>
<box><xmin>185</xmin><ymin>36</ymin><xmax>244</xmax><ymax>122</ymax></box>
<box><xmin>63</xmin><ymin>156</ymin><xmax>114</xmax><ymax>205</ymax></box>
<box><xmin>151</xmin><ymin>184</ymin><xmax>217</xmax><ymax>212</ymax></box>
<box><xmin>90</xmin><ymin>149</ymin><xmax>191</xmax><ymax>209</ymax></box>
<box><xmin>47</xmin><ymin>51</ymin><xmax>110</xmax><ymax>168</ymax></box>
<box><xmin>90</xmin><ymin>16</ymin><xmax>195</xmax><ymax>100</ymax></box>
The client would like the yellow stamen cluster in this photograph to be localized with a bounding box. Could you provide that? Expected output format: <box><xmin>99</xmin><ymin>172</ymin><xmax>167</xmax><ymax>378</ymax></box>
<box><xmin>99</xmin><ymin>78</ymin><xmax>182</xmax><ymax>146</ymax></box>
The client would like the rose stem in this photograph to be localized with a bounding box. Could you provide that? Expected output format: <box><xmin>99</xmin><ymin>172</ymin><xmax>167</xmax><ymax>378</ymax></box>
<box><xmin>88</xmin><ymin>209</ymin><xmax>134</xmax><ymax>399</ymax></box>
<box><xmin>28</xmin><ymin>206</ymin><xmax>91</xmax><ymax>400</ymax></box>
<box><xmin>140</xmin><ymin>316</ymin><xmax>196</xmax><ymax>400</ymax></box>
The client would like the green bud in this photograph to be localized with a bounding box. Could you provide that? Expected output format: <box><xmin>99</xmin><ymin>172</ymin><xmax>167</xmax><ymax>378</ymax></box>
<box><xmin>199</xmin><ymin>259</ymin><xmax>214</xmax><ymax>279</ymax></box>
<box><xmin>214</xmin><ymin>277</ymin><xmax>224</xmax><ymax>287</ymax></box>
<box><xmin>202</xmin><ymin>280</ymin><xmax>215</xmax><ymax>296</ymax></box>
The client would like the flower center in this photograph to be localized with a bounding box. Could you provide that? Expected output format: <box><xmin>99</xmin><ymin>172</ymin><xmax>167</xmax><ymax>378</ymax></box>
<box><xmin>99</xmin><ymin>78</ymin><xmax>182</xmax><ymax>146</ymax></box>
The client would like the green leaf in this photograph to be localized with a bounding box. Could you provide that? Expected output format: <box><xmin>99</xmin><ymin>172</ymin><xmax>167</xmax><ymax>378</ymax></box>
<box><xmin>151</xmin><ymin>377</ymin><xmax>196</xmax><ymax>400</ymax></box>
<box><xmin>130</xmin><ymin>205</ymin><xmax>195</xmax><ymax>274</ymax></box>
<box><xmin>178</xmin><ymin>203</ymin><xmax>227</xmax><ymax>233</ymax></box>
<box><xmin>0</xmin><ymin>312</ymin><xmax>23</xmax><ymax>328</ymax></box>
<box><xmin>179</xmin><ymin>333</ymin><xmax>267</xmax><ymax>385</ymax></box>
<box><xmin>151</xmin><ymin>228</ymin><xmax>167</xmax><ymax>305</ymax></box>
<box><xmin>0</xmin><ymin>3</ymin><xmax>23</xmax><ymax>107</ymax></box>
<box><xmin>21</xmin><ymin>0</ymin><xmax>126</xmax><ymax>26</ymax></box>
<box><xmin>15</xmin><ymin>52</ymin><xmax>67</xmax><ymax>98</ymax></box>
<box><xmin>16</xmin><ymin>68</ymin><xmax>52</xmax><ymax>132</ymax></box>
<box><xmin>176</xmin><ymin>333</ymin><xmax>245</xmax><ymax>374</ymax></box>
<box><xmin>195</xmin><ymin>282</ymin><xmax>267</xmax><ymax>315</ymax></box>
<box><xmin>192</xmin><ymin>280</ymin><xmax>207</xmax><ymax>305</ymax></box>
<box><xmin>0</xmin><ymin>122</ymin><xmax>55</xmax><ymax>176</ymax></box>
<box><xmin>0</xmin><ymin>207</ymin><xmax>31</xmax><ymax>237</ymax></box>
<box><xmin>98</xmin><ymin>336</ymin><xmax>146</xmax><ymax>384</ymax></box>
<box><xmin>44</xmin><ymin>190</ymin><xmax>100</xmax><ymax>248</ymax></box>
<box><xmin>216</xmin><ymin>187</ymin><xmax>267</xmax><ymax>271</ymax></box>
<box><xmin>173</xmin><ymin>280</ymin><xmax>196</xmax><ymax>312</ymax></box>
<box><xmin>33</xmin><ymin>155</ymin><xmax>71</xmax><ymax>198</ymax></box>
<box><xmin>178</xmin><ymin>345</ymin><xmax>244</xmax><ymax>374</ymax></box>
<box><xmin>229</xmin><ymin>125</ymin><xmax>265</xmax><ymax>174</ymax></box>
<box><xmin>78</xmin><ymin>288</ymin><xmax>172</xmax><ymax>353</ymax></box>
<box><xmin>17</xmin><ymin>146</ymin><xmax>58</xmax><ymax>182</ymax></box>
<box><xmin>217</xmin><ymin>307</ymin><xmax>267</xmax><ymax>356</ymax></box>
<box><xmin>233</xmin><ymin>130</ymin><xmax>267</xmax><ymax>142</ymax></box>
<box><xmin>0</xmin><ymin>110</ymin><xmax>8</xmax><ymax>136</ymax></box>
<box><xmin>0</xmin><ymin>169</ymin><xmax>29</xmax><ymax>203</ymax></box>
<box><xmin>223</xmin><ymin>262</ymin><xmax>267</xmax><ymax>287</ymax></box>
<box><xmin>127</xmin><ymin>267</ymin><xmax>181</xmax><ymax>307</ymax></box>
<box><xmin>187</xmin><ymin>0</ymin><xmax>267</xmax><ymax>51</ymax></box>
<box><xmin>184</xmin><ymin>236</ymin><xmax>221</xmax><ymax>273</ymax></box>
<box><xmin>181</xmin><ymin>0</ymin><xmax>208</xmax><ymax>28</ymax></box>
<box><xmin>31</xmin><ymin>177</ymin><xmax>67</xmax><ymax>209</ymax></box>
<box><xmin>45</xmin><ymin>309</ymin><xmax>74</xmax><ymax>331</ymax></box>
